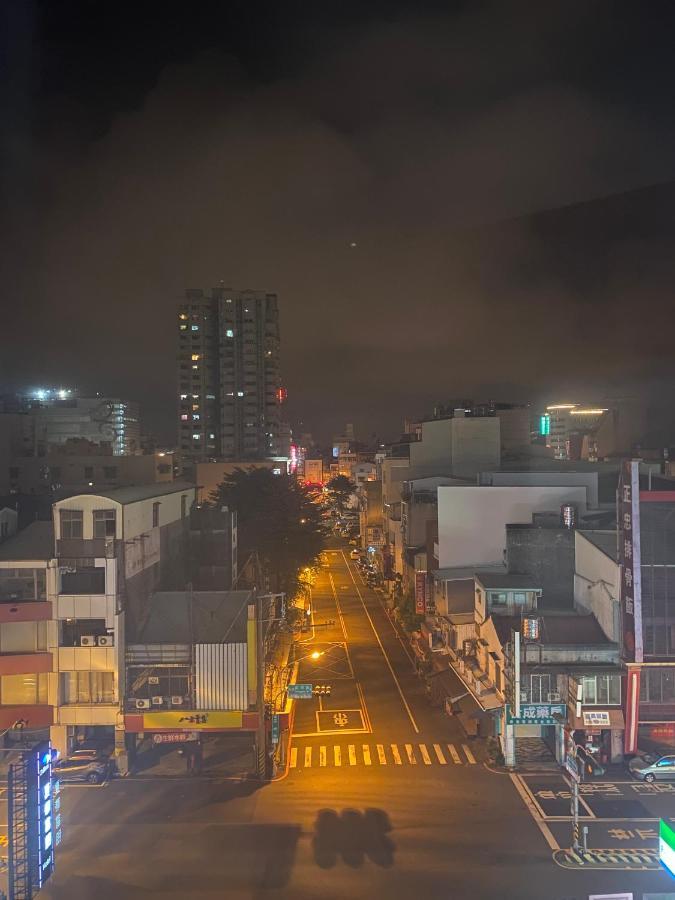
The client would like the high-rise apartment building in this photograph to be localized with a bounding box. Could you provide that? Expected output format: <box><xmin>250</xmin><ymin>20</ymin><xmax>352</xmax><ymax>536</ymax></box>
<box><xmin>177</xmin><ymin>288</ymin><xmax>283</xmax><ymax>461</ymax></box>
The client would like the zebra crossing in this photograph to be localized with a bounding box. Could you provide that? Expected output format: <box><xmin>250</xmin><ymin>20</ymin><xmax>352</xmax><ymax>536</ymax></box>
<box><xmin>288</xmin><ymin>741</ymin><xmax>478</xmax><ymax>770</ymax></box>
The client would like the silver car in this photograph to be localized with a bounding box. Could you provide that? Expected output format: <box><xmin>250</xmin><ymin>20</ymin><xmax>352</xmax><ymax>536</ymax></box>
<box><xmin>629</xmin><ymin>752</ymin><xmax>675</xmax><ymax>782</ymax></box>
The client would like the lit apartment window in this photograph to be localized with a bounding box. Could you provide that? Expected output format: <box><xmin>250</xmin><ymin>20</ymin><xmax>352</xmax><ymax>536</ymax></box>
<box><xmin>180</xmin><ymin>324</ymin><xmax>188</xmax><ymax>331</ymax></box>
<box><xmin>181</xmin><ymin>414</ymin><xmax>188</xmax><ymax>421</ymax></box>
<box><xmin>192</xmin><ymin>414</ymin><xmax>200</xmax><ymax>421</ymax></box>
<box><xmin>60</xmin><ymin>509</ymin><xmax>83</xmax><ymax>539</ymax></box>
<box><xmin>180</xmin><ymin>393</ymin><xmax>188</xmax><ymax>400</ymax></box>
<box><xmin>237</xmin><ymin>391</ymin><xmax>245</xmax><ymax>397</ymax></box>
<box><xmin>193</xmin><ymin>434</ymin><xmax>200</xmax><ymax>440</ymax></box>
<box><xmin>179</xmin><ymin>313</ymin><xmax>188</xmax><ymax>320</ymax></box>
<box><xmin>191</xmin><ymin>354</ymin><xmax>201</xmax><ymax>361</ymax></box>
<box><xmin>226</xmin><ymin>329</ymin><xmax>234</xmax><ymax>338</ymax></box>
<box><xmin>191</xmin><ymin>325</ymin><xmax>199</xmax><ymax>331</ymax></box>
<box><xmin>60</xmin><ymin>671</ymin><xmax>114</xmax><ymax>704</ymax></box>
<box><xmin>93</xmin><ymin>509</ymin><xmax>116</xmax><ymax>539</ymax></box>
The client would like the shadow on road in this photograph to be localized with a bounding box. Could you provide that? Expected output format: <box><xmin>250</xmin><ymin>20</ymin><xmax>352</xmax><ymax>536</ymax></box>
<box><xmin>312</xmin><ymin>808</ymin><xmax>395</xmax><ymax>869</ymax></box>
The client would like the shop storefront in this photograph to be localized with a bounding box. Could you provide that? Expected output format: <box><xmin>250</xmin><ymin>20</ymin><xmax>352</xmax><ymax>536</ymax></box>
<box><xmin>570</xmin><ymin>708</ymin><xmax>625</xmax><ymax>764</ymax></box>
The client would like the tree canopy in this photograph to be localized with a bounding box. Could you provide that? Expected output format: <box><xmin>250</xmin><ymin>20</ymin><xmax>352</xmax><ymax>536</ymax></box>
<box><xmin>325</xmin><ymin>474</ymin><xmax>356</xmax><ymax>511</ymax></box>
<box><xmin>210</xmin><ymin>468</ymin><xmax>326</xmax><ymax>594</ymax></box>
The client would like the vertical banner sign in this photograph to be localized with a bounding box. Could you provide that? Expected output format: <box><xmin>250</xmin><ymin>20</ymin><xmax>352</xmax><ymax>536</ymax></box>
<box><xmin>619</xmin><ymin>459</ymin><xmax>643</xmax><ymax>663</ymax></box>
<box><xmin>624</xmin><ymin>667</ymin><xmax>641</xmax><ymax>755</ymax></box>
<box><xmin>415</xmin><ymin>571</ymin><xmax>426</xmax><ymax>615</ymax></box>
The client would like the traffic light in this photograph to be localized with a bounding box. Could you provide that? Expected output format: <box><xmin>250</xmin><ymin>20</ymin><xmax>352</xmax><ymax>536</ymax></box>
<box><xmin>312</xmin><ymin>684</ymin><xmax>332</xmax><ymax>696</ymax></box>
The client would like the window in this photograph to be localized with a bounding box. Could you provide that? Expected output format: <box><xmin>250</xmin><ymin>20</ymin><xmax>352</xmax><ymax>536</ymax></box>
<box><xmin>640</xmin><ymin>669</ymin><xmax>675</xmax><ymax>703</ymax></box>
<box><xmin>0</xmin><ymin>568</ymin><xmax>46</xmax><ymax>602</ymax></box>
<box><xmin>60</xmin><ymin>671</ymin><xmax>115</xmax><ymax>704</ymax></box>
<box><xmin>61</xmin><ymin>567</ymin><xmax>105</xmax><ymax>594</ymax></box>
<box><xmin>152</xmin><ymin>502</ymin><xmax>160</xmax><ymax>528</ymax></box>
<box><xmin>0</xmin><ymin>621</ymin><xmax>46</xmax><ymax>653</ymax></box>
<box><xmin>581</xmin><ymin>674</ymin><xmax>621</xmax><ymax>705</ymax></box>
<box><xmin>226</xmin><ymin>329</ymin><xmax>234</xmax><ymax>338</ymax></box>
<box><xmin>513</xmin><ymin>592</ymin><xmax>527</xmax><ymax>605</ymax></box>
<box><xmin>102</xmin><ymin>466</ymin><xmax>117</xmax><ymax>479</ymax></box>
<box><xmin>191</xmin><ymin>325</ymin><xmax>199</xmax><ymax>332</ymax></box>
<box><xmin>93</xmin><ymin>509</ymin><xmax>116</xmax><ymax>539</ymax></box>
<box><xmin>1</xmin><ymin>673</ymin><xmax>48</xmax><ymax>705</ymax></box>
<box><xmin>181</xmin><ymin>414</ymin><xmax>188</xmax><ymax>421</ymax></box>
<box><xmin>489</xmin><ymin>591</ymin><xmax>507</xmax><ymax>606</ymax></box>
<box><xmin>60</xmin><ymin>619</ymin><xmax>107</xmax><ymax>646</ymax></box>
<box><xmin>528</xmin><ymin>673</ymin><xmax>552</xmax><ymax>702</ymax></box>
<box><xmin>60</xmin><ymin>509</ymin><xmax>83</xmax><ymax>539</ymax></box>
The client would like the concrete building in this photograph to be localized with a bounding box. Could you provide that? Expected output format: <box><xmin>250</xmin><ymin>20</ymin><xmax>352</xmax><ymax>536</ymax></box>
<box><xmin>543</xmin><ymin>404</ymin><xmax>608</xmax><ymax>460</ymax></box>
<box><xmin>436</xmin><ymin>484</ymin><xmax>588</xmax><ymax>570</ymax></box>
<box><xmin>0</xmin><ymin>522</ymin><xmax>56</xmax><ymax>738</ymax></box>
<box><xmin>50</xmin><ymin>482</ymin><xmax>196</xmax><ymax>761</ymax></box>
<box><xmin>303</xmin><ymin>459</ymin><xmax>324</xmax><ymax>486</ymax></box>
<box><xmin>7</xmin><ymin>451</ymin><xmax>174</xmax><ymax>495</ymax></box>
<box><xmin>2</xmin><ymin>393</ymin><xmax>141</xmax><ymax>457</ymax></box>
<box><xmin>123</xmin><ymin>590</ymin><xmax>260</xmax><ymax>764</ymax></box>
<box><xmin>409</xmin><ymin>415</ymin><xmax>500</xmax><ymax>478</ymax></box>
<box><xmin>177</xmin><ymin>288</ymin><xmax>283</xmax><ymax>462</ymax></box>
<box><xmin>0</xmin><ymin>508</ymin><xmax>18</xmax><ymax>543</ymax></box>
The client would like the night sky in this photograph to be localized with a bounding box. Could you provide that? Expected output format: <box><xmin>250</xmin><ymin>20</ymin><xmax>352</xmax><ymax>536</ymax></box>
<box><xmin>3</xmin><ymin>1</ymin><xmax>675</xmax><ymax>445</ymax></box>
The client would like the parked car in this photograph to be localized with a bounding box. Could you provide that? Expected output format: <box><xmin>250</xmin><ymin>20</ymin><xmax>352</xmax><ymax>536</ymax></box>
<box><xmin>629</xmin><ymin>751</ymin><xmax>675</xmax><ymax>782</ymax></box>
<box><xmin>349</xmin><ymin>549</ymin><xmax>360</xmax><ymax>559</ymax></box>
<box><xmin>53</xmin><ymin>757</ymin><xmax>110</xmax><ymax>784</ymax></box>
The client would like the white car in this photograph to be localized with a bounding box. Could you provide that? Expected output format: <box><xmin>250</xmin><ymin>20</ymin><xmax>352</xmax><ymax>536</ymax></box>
<box><xmin>349</xmin><ymin>549</ymin><xmax>360</xmax><ymax>560</ymax></box>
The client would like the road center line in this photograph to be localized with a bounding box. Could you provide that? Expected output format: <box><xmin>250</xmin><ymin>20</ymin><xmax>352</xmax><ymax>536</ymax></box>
<box><xmin>341</xmin><ymin>550</ymin><xmax>420</xmax><ymax>733</ymax></box>
<box><xmin>328</xmin><ymin>571</ymin><xmax>349</xmax><ymax>640</ymax></box>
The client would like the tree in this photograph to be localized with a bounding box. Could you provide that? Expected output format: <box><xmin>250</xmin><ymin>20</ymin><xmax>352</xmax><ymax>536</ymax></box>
<box><xmin>210</xmin><ymin>468</ymin><xmax>326</xmax><ymax>595</ymax></box>
<box><xmin>325</xmin><ymin>474</ymin><xmax>356</xmax><ymax>512</ymax></box>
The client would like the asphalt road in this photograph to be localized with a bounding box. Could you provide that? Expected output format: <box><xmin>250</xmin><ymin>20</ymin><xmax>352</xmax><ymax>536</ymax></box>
<box><xmin>40</xmin><ymin>545</ymin><xmax>675</xmax><ymax>899</ymax></box>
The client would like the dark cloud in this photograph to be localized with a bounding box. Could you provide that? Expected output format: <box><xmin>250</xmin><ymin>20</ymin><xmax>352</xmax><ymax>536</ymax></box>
<box><xmin>3</xmin><ymin>1</ymin><xmax>675</xmax><ymax>443</ymax></box>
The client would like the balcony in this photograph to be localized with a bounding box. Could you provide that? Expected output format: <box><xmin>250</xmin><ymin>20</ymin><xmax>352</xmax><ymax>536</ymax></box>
<box><xmin>58</xmin><ymin>538</ymin><xmax>117</xmax><ymax>559</ymax></box>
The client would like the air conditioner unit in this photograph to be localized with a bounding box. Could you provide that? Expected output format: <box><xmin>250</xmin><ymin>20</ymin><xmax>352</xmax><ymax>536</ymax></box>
<box><xmin>148</xmin><ymin>676</ymin><xmax>159</xmax><ymax>685</ymax></box>
<box><xmin>151</xmin><ymin>696</ymin><xmax>163</xmax><ymax>706</ymax></box>
<box><xmin>547</xmin><ymin>692</ymin><xmax>561</xmax><ymax>702</ymax></box>
<box><xmin>171</xmin><ymin>696</ymin><xmax>183</xmax><ymax>706</ymax></box>
<box><xmin>96</xmin><ymin>635</ymin><xmax>113</xmax><ymax>647</ymax></box>
<box><xmin>520</xmin><ymin>691</ymin><xmax>528</xmax><ymax>703</ymax></box>
<box><xmin>79</xmin><ymin>635</ymin><xmax>96</xmax><ymax>647</ymax></box>
<box><xmin>135</xmin><ymin>699</ymin><xmax>151</xmax><ymax>710</ymax></box>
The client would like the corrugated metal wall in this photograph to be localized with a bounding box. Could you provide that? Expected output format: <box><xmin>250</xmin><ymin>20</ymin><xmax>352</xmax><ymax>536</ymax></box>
<box><xmin>195</xmin><ymin>643</ymin><xmax>248</xmax><ymax>710</ymax></box>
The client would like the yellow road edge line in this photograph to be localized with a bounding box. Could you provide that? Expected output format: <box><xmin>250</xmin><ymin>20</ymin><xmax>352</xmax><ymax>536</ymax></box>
<box><xmin>510</xmin><ymin>773</ymin><xmax>560</xmax><ymax>852</ymax></box>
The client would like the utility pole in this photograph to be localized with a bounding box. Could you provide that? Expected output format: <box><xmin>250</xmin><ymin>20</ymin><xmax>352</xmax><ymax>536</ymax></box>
<box><xmin>255</xmin><ymin>589</ymin><xmax>267</xmax><ymax>780</ymax></box>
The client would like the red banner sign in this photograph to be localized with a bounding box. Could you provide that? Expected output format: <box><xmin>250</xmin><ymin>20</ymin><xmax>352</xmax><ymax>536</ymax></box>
<box><xmin>415</xmin><ymin>571</ymin><xmax>426</xmax><ymax>615</ymax></box>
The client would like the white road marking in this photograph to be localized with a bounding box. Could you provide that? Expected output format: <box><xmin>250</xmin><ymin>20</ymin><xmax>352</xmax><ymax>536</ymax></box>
<box><xmin>289</xmin><ymin>747</ymin><xmax>298</xmax><ymax>769</ymax></box>
<box><xmin>419</xmin><ymin>743</ymin><xmax>432</xmax><ymax>765</ymax></box>
<box><xmin>433</xmin><ymin>743</ymin><xmax>447</xmax><ymax>764</ymax></box>
<box><xmin>462</xmin><ymin>744</ymin><xmax>476</xmax><ymax>764</ymax></box>
<box><xmin>405</xmin><ymin>744</ymin><xmax>417</xmax><ymax>765</ymax></box>
<box><xmin>304</xmin><ymin>746</ymin><xmax>312</xmax><ymax>768</ymax></box>
<box><xmin>341</xmin><ymin>551</ymin><xmax>420</xmax><ymax>733</ymax></box>
<box><xmin>447</xmin><ymin>744</ymin><xmax>461</xmax><ymax>764</ymax></box>
<box><xmin>377</xmin><ymin>744</ymin><xmax>387</xmax><ymax>765</ymax></box>
<box><xmin>510</xmin><ymin>774</ymin><xmax>560</xmax><ymax>851</ymax></box>
<box><xmin>319</xmin><ymin>746</ymin><xmax>327</xmax><ymax>767</ymax></box>
<box><xmin>362</xmin><ymin>744</ymin><xmax>372</xmax><ymax>765</ymax></box>
<box><xmin>348</xmin><ymin>744</ymin><xmax>357</xmax><ymax>766</ymax></box>
<box><xmin>334</xmin><ymin>745</ymin><xmax>341</xmax><ymax>766</ymax></box>
<box><xmin>391</xmin><ymin>744</ymin><xmax>402</xmax><ymax>765</ymax></box>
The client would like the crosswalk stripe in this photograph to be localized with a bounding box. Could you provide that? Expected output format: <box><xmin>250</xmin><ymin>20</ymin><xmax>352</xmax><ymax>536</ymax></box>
<box><xmin>319</xmin><ymin>746</ymin><xmax>326</xmax><ymax>767</ymax></box>
<box><xmin>348</xmin><ymin>745</ymin><xmax>357</xmax><ymax>766</ymax></box>
<box><xmin>304</xmin><ymin>746</ymin><xmax>312</xmax><ymax>768</ymax></box>
<box><xmin>447</xmin><ymin>744</ymin><xmax>461</xmax><ymax>764</ymax></box>
<box><xmin>462</xmin><ymin>744</ymin><xmax>476</xmax><ymax>764</ymax></box>
<box><xmin>362</xmin><ymin>745</ymin><xmax>372</xmax><ymax>766</ymax></box>
<box><xmin>433</xmin><ymin>743</ymin><xmax>447</xmax><ymax>764</ymax></box>
<box><xmin>334</xmin><ymin>746</ymin><xmax>341</xmax><ymax>766</ymax></box>
<box><xmin>289</xmin><ymin>747</ymin><xmax>298</xmax><ymax>769</ymax></box>
<box><xmin>391</xmin><ymin>744</ymin><xmax>402</xmax><ymax>765</ymax></box>
<box><xmin>419</xmin><ymin>743</ymin><xmax>432</xmax><ymax>765</ymax></box>
<box><xmin>377</xmin><ymin>744</ymin><xmax>387</xmax><ymax>765</ymax></box>
<box><xmin>405</xmin><ymin>744</ymin><xmax>417</xmax><ymax>765</ymax></box>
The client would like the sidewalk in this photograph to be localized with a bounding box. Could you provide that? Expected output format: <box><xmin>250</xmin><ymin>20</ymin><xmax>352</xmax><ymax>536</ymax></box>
<box><xmin>131</xmin><ymin>733</ymin><xmax>254</xmax><ymax>778</ymax></box>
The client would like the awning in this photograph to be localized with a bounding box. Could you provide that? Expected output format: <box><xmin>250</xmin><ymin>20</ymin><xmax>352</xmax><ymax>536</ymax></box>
<box><xmin>570</xmin><ymin>708</ymin><xmax>624</xmax><ymax>730</ymax></box>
